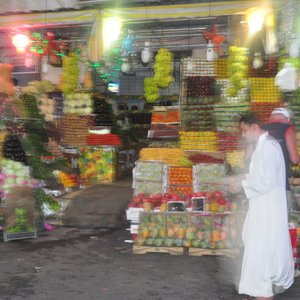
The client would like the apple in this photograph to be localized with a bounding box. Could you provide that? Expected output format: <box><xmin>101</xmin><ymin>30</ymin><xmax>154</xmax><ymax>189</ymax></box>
<box><xmin>217</xmin><ymin>198</ymin><xmax>226</xmax><ymax>205</ymax></box>
<box><xmin>194</xmin><ymin>192</ymin><xmax>205</xmax><ymax>197</ymax></box>
<box><xmin>205</xmin><ymin>192</ymin><xmax>213</xmax><ymax>201</ymax></box>
<box><xmin>133</xmin><ymin>196</ymin><xmax>141</xmax><ymax>205</ymax></box>
<box><xmin>213</xmin><ymin>191</ymin><xmax>223</xmax><ymax>200</ymax></box>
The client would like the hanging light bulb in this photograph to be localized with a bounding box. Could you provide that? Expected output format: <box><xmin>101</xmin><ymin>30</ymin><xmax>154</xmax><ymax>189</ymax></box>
<box><xmin>252</xmin><ymin>52</ymin><xmax>263</xmax><ymax>69</ymax></box>
<box><xmin>186</xmin><ymin>57</ymin><xmax>193</xmax><ymax>71</ymax></box>
<box><xmin>141</xmin><ymin>41</ymin><xmax>153</xmax><ymax>64</ymax></box>
<box><xmin>12</xmin><ymin>33</ymin><xmax>30</xmax><ymax>53</ymax></box>
<box><xmin>121</xmin><ymin>58</ymin><xmax>131</xmax><ymax>73</ymax></box>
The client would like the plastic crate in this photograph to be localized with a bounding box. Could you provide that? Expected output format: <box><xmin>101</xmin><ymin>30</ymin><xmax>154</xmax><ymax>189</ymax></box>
<box><xmin>3</xmin><ymin>230</ymin><xmax>37</xmax><ymax>242</ymax></box>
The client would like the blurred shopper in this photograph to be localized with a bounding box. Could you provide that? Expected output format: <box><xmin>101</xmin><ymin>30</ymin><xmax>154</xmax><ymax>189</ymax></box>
<box><xmin>262</xmin><ymin>107</ymin><xmax>300</xmax><ymax>211</ymax></box>
<box><xmin>228</xmin><ymin>112</ymin><xmax>294</xmax><ymax>300</ymax></box>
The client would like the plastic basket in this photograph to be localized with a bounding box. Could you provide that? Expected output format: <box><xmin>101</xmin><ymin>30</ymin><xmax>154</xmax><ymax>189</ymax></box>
<box><xmin>3</xmin><ymin>230</ymin><xmax>37</xmax><ymax>242</ymax></box>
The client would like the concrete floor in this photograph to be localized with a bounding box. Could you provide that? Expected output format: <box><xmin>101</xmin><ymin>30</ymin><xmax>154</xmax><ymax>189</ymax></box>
<box><xmin>0</xmin><ymin>178</ymin><xmax>299</xmax><ymax>299</ymax></box>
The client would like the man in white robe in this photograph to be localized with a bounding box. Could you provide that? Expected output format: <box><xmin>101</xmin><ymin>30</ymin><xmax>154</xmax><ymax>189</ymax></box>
<box><xmin>229</xmin><ymin>112</ymin><xmax>294</xmax><ymax>300</ymax></box>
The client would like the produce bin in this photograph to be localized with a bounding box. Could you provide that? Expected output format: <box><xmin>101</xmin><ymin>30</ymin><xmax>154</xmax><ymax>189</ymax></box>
<box><xmin>78</xmin><ymin>146</ymin><xmax>117</xmax><ymax>182</ymax></box>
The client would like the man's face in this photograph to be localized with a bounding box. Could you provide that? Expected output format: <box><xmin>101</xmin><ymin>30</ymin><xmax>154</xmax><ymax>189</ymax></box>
<box><xmin>239</xmin><ymin>121</ymin><xmax>258</xmax><ymax>143</ymax></box>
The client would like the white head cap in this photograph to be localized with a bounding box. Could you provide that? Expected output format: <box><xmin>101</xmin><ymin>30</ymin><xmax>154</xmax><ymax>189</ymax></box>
<box><xmin>271</xmin><ymin>107</ymin><xmax>294</xmax><ymax>119</ymax></box>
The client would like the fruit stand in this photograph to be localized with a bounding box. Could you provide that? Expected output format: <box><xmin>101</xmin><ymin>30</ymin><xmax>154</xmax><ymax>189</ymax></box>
<box><xmin>126</xmin><ymin>36</ymin><xmax>300</xmax><ymax>255</ymax></box>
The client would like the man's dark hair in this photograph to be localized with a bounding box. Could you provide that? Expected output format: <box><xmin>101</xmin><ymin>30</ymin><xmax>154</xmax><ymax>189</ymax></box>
<box><xmin>238</xmin><ymin>111</ymin><xmax>261</xmax><ymax>126</ymax></box>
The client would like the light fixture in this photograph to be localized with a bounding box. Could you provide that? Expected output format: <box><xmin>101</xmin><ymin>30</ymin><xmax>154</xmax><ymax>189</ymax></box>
<box><xmin>246</xmin><ymin>7</ymin><xmax>267</xmax><ymax>35</ymax></box>
<box><xmin>12</xmin><ymin>33</ymin><xmax>30</xmax><ymax>53</ymax></box>
<box><xmin>102</xmin><ymin>17</ymin><xmax>122</xmax><ymax>50</ymax></box>
<box><xmin>141</xmin><ymin>41</ymin><xmax>153</xmax><ymax>64</ymax></box>
<box><xmin>120</xmin><ymin>58</ymin><xmax>131</xmax><ymax>73</ymax></box>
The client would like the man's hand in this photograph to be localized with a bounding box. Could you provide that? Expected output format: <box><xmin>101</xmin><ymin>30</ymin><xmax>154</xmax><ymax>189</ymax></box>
<box><xmin>228</xmin><ymin>181</ymin><xmax>243</xmax><ymax>194</ymax></box>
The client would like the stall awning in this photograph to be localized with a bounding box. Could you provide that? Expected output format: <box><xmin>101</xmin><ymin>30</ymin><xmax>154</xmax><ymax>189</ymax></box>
<box><xmin>102</xmin><ymin>1</ymin><xmax>261</xmax><ymax>20</ymax></box>
<box><xmin>0</xmin><ymin>1</ymin><xmax>260</xmax><ymax>61</ymax></box>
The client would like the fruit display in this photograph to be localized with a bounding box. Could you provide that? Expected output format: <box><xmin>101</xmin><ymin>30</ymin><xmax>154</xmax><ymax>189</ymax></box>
<box><xmin>128</xmin><ymin>192</ymin><xmax>185</xmax><ymax>210</ymax></box>
<box><xmin>139</xmin><ymin>148</ymin><xmax>185</xmax><ymax>166</ymax></box>
<box><xmin>180</xmin><ymin>104</ymin><xmax>215</xmax><ymax>132</ymax></box>
<box><xmin>3</xmin><ymin>134</ymin><xmax>27</xmax><ymax>164</ymax></box>
<box><xmin>193</xmin><ymin>163</ymin><xmax>226</xmax><ymax>192</ymax></box>
<box><xmin>129</xmin><ymin>112</ymin><xmax>152</xmax><ymax>125</ymax></box>
<box><xmin>133</xmin><ymin>181</ymin><xmax>164</xmax><ymax>196</ymax></box>
<box><xmin>227</xmin><ymin>46</ymin><xmax>248</xmax><ymax>97</ymax></box>
<box><xmin>134</xmin><ymin>161</ymin><xmax>166</xmax><ymax>181</ymax></box>
<box><xmin>250</xmin><ymin>102</ymin><xmax>283</xmax><ymax>123</ymax></box>
<box><xmin>188</xmin><ymin>212</ymin><xmax>242</xmax><ymax>249</ymax></box>
<box><xmin>151</xmin><ymin>109</ymin><xmax>179</xmax><ymax>123</ymax></box>
<box><xmin>78</xmin><ymin>146</ymin><xmax>117</xmax><ymax>182</ymax></box>
<box><xmin>214</xmin><ymin>58</ymin><xmax>228</xmax><ymax>79</ymax></box>
<box><xmin>6</xmin><ymin>208</ymin><xmax>35</xmax><ymax>234</ymax></box>
<box><xmin>168</xmin><ymin>166</ymin><xmax>193</xmax><ymax>185</ymax></box>
<box><xmin>135</xmin><ymin>212</ymin><xmax>166</xmax><ymax>246</ymax></box>
<box><xmin>193</xmin><ymin>162</ymin><xmax>225</xmax><ymax>181</ymax></box>
<box><xmin>57</xmin><ymin>114</ymin><xmax>91</xmax><ymax>147</ymax></box>
<box><xmin>56</xmin><ymin>171</ymin><xmax>78</xmax><ymax>188</ymax></box>
<box><xmin>166</xmin><ymin>185</ymin><xmax>193</xmax><ymax>196</ymax></box>
<box><xmin>93</xmin><ymin>94</ymin><xmax>114</xmax><ymax>126</ymax></box>
<box><xmin>63</xmin><ymin>92</ymin><xmax>93</xmax><ymax>115</ymax></box>
<box><xmin>214</xmin><ymin>102</ymin><xmax>249</xmax><ymax>132</ymax></box>
<box><xmin>134</xmin><ymin>210</ymin><xmax>243</xmax><ymax>249</ymax></box>
<box><xmin>217</xmin><ymin>132</ymin><xmax>243</xmax><ymax>151</ymax></box>
<box><xmin>14</xmin><ymin>93</ymin><xmax>42</xmax><ymax>119</ymax></box>
<box><xmin>144</xmin><ymin>77</ymin><xmax>160</xmax><ymax>104</ymax></box>
<box><xmin>148</xmin><ymin>124</ymin><xmax>179</xmax><ymax>138</ymax></box>
<box><xmin>21</xmin><ymin>80</ymin><xmax>56</xmax><ymax>95</ymax></box>
<box><xmin>181</xmin><ymin>58</ymin><xmax>215</xmax><ymax>77</ymax></box>
<box><xmin>225</xmin><ymin>151</ymin><xmax>245</xmax><ymax>172</ymax></box>
<box><xmin>87</xmin><ymin>134</ymin><xmax>122</xmax><ymax>146</ymax></box>
<box><xmin>61</xmin><ymin>52</ymin><xmax>79</xmax><ymax>94</ymax></box>
<box><xmin>187</xmin><ymin>76</ymin><xmax>216</xmax><ymax>97</ymax></box>
<box><xmin>47</xmin><ymin>91</ymin><xmax>64</xmax><ymax>117</ymax></box>
<box><xmin>179</xmin><ymin>131</ymin><xmax>218</xmax><ymax>152</ymax></box>
<box><xmin>248</xmin><ymin>57</ymin><xmax>278</xmax><ymax>78</ymax></box>
<box><xmin>250</xmin><ymin>78</ymin><xmax>281</xmax><ymax>103</ymax></box>
<box><xmin>154</xmin><ymin>48</ymin><xmax>174</xmax><ymax>88</ymax></box>
<box><xmin>0</xmin><ymin>159</ymin><xmax>32</xmax><ymax>198</ymax></box>
<box><xmin>37</xmin><ymin>96</ymin><xmax>55</xmax><ymax>121</ymax></box>
<box><xmin>216</xmin><ymin>79</ymin><xmax>249</xmax><ymax>103</ymax></box>
<box><xmin>187</xmin><ymin>153</ymin><xmax>224</xmax><ymax>164</ymax></box>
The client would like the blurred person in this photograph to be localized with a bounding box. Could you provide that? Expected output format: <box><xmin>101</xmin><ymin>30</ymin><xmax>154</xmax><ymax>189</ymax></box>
<box><xmin>228</xmin><ymin>112</ymin><xmax>294</xmax><ymax>300</ymax></box>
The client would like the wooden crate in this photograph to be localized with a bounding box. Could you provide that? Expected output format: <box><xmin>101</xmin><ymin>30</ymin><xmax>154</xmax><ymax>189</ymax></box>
<box><xmin>188</xmin><ymin>248</ymin><xmax>240</xmax><ymax>257</ymax></box>
<box><xmin>133</xmin><ymin>245</ymin><xmax>184</xmax><ymax>255</ymax></box>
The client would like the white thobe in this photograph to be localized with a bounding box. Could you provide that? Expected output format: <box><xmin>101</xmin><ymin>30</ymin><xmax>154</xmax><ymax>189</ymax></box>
<box><xmin>239</xmin><ymin>132</ymin><xmax>294</xmax><ymax>298</ymax></box>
